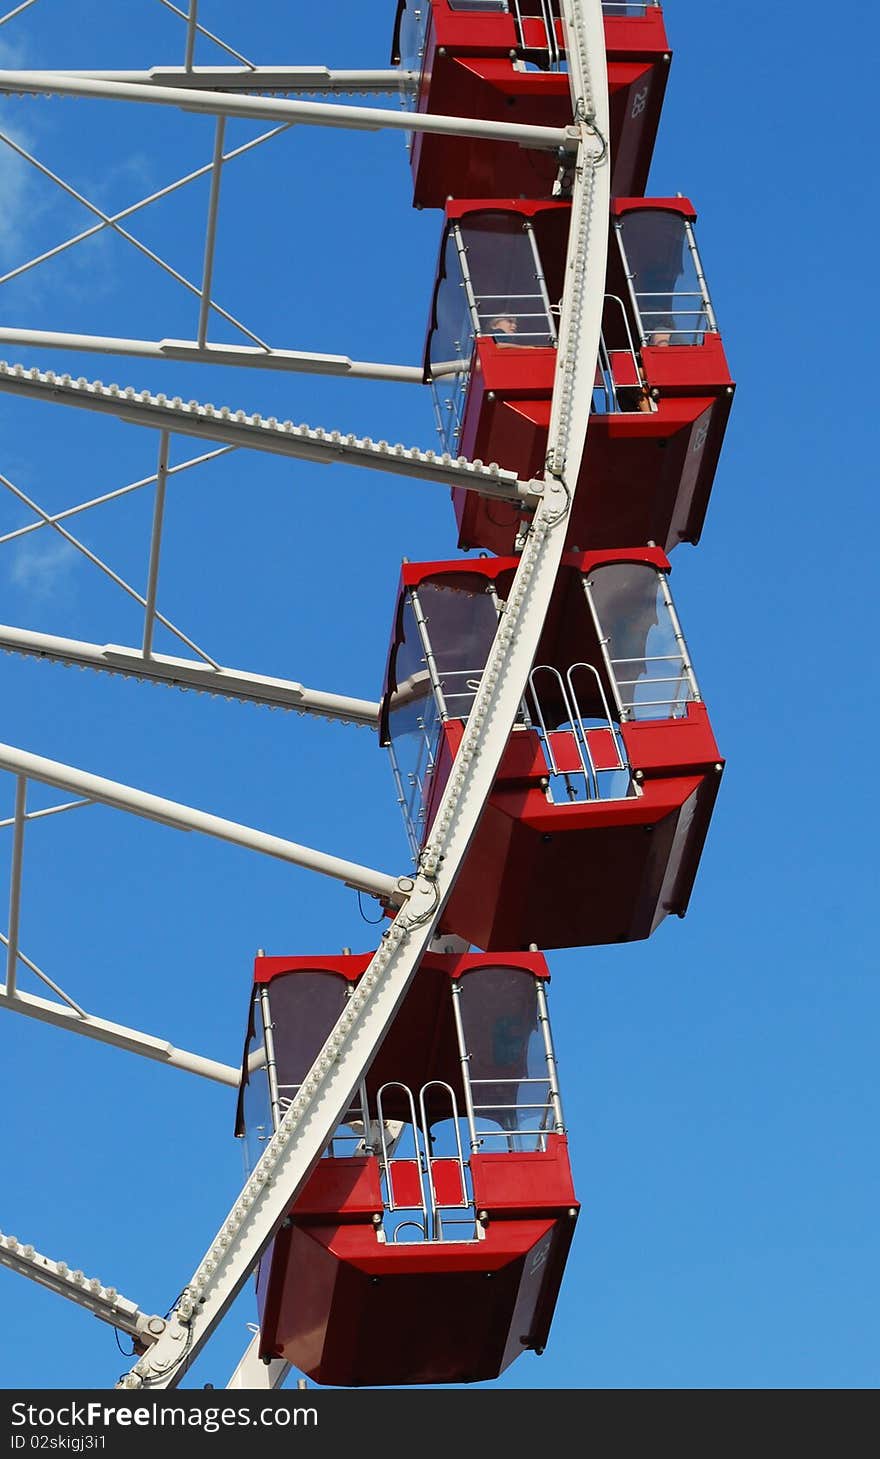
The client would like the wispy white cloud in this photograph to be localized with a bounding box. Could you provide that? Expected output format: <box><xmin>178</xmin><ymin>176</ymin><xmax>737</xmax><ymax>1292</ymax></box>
<box><xmin>0</xmin><ymin>35</ymin><xmax>40</xmax><ymax>268</ymax></box>
<box><xmin>0</xmin><ymin>133</ymin><xmax>34</xmax><ymax>261</ymax></box>
<box><xmin>8</xmin><ymin>535</ymin><xmax>77</xmax><ymax>599</ymax></box>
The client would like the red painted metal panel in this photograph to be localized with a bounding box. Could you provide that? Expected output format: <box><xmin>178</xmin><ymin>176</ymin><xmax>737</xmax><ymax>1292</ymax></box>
<box><xmin>451</xmin><ymin>340</ymin><xmax>732</xmax><ymax>554</ymax></box>
<box><xmin>471</xmin><ymin>1135</ymin><xmax>577</xmax><ymax>1216</ymax></box>
<box><xmin>389</xmin><ymin>1159</ymin><xmax>425</xmax><ymax>1209</ymax></box>
<box><xmin>622</xmin><ymin>703</ymin><xmax>722</xmax><ymax>775</ymax></box>
<box><xmin>586</xmin><ymin>727</ymin><xmax>621</xmax><ymax>771</ymax></box>
<box><xmin>546</xmin><ymin>730</ymin><xmax>583</xmax><ymax>774</ymax></box>
<box><xmin>437</xmin><ymin>772</ymin><xmax>720</xmax><ymax>950</ymax></box>
<box><xmin>407</xmin><ymin>7</ymin><xmax>670</xmax><ymax>203</ymax></box>
<box><xmin>260</xmin><ymin>1212</ymin><xmax>575</xmax><ymax>1385</ymax></box>
<box><xmin>431</xmin><ymin>1158</ymin><xmax>467</xmax><ymax>1208</ymax></box>
<box><xmin>287</xmin><ymin>1157</ymin><xmax>384</xmax><ymax>1223</ymax></box>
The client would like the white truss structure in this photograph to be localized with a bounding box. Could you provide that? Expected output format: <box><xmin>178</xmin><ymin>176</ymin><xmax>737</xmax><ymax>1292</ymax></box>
<box><xmin>0</xmin><ymin>0</ymin><xmax>609</xmax><ymax>1389</ymax></box>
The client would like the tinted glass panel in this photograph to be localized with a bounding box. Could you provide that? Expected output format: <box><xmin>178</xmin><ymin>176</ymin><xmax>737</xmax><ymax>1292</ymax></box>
<box><xmin>588</xmin><ymin>563</ymin><xmax>695</xmax><ymax>719</ymax></box>
<box><xmin>458</xmin><ymin>968</ymin><xmax>551</xmax><ymax>1151</ymax></box>
<box><xmin>618</xmin><ymin>210</ymin><xmax>710</xmax><ymax>345</ymax></box>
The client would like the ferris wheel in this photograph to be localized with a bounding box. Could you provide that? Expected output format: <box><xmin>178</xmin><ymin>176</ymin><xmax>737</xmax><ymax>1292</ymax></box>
<box><xmin>0</xmin><ymin>1</ymin><xmax>732</xmax><ymax>1391</ymax></box>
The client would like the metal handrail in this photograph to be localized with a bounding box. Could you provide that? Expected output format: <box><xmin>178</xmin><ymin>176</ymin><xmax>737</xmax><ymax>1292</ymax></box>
<box><xmin>376</xmin><ymin>1081</ymin><xmax>429</xmax><ymax>1230</ymax></box>
<box><xmin>527</xmin><ymin>660</ymin><xmax>629</xmax><ymax>802</ymax></box>
<box><xmin>596</xmin><ymin>293</ymin><xmax>645</xmax><ymax>413</ymax></box>
<box><xmin>418</xmin><ymin>1080</ymin><xmax>471</xmax><ymax>1239</ymax></box>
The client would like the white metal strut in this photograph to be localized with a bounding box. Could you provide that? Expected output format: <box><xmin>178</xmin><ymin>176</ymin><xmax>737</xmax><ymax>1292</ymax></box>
<box><xmin>0</xmin><ymin>741</ymin><xmax>402</xmax><ymax>903</ymax></box>
<box><xmin>0</xmin><ymin>71</ymin><xmax>577</xmax><ymax>153</ymax></box>
<box><xmin>0</xmin><ymin>982</ymin><xmax>241</xmax><ymax>1086</ymax></box>
<box><xmin>0</xmin><ymin>624</ymin><xmax>381</xmax><ymax>727</ymax></box>
<box><xmin>0</xmin><ymin>362</ymin><xmax>534</xmax><ymax>501</ymax></box>
<box><xmin>42</xmin><ymin>68</ymin><xmax>420</xmax><ymax>96</ymax></box>
<box><xmin>227</xmin><ymin>1330</ymin><xmax>290</xmax><ymax>1390</ymax></box>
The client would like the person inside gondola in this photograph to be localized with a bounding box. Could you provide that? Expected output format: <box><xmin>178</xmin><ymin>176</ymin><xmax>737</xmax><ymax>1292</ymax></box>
<box><xmin>489</xmin><ymin>313</ymin><xmax>520</xmax><ymax>342</ymax></box>
<box><xmin>630</xmin><ymin>317</ymin><xmax>674</xmax><ymax>412</ymax></box>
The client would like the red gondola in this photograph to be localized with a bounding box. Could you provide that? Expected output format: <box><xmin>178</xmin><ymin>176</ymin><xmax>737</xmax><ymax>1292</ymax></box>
<box><xmin>238</xmin><ymin>950</ymin><xmax>578</xmax><ymax>1387</ymax></box>
<box><xmin>392</xmin><ymin>1</ymin><xmax>670</xmax><ymax>202</ymax></box>
<box><xmin>380</xmin><ymin>548</ymin><xmax>723</xmax><ymax>951</ymax></box>
<box><xmin>424</xmin><ymin>196</ymin><xmax>734</xmax><ymax>556</ymax></box>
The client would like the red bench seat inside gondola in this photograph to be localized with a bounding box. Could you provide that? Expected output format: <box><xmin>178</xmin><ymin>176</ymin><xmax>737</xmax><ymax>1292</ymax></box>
<box><xmin>236</xmin><ymin>951</ymin><xmax>578</xmax><ymax>1386</ymax></box>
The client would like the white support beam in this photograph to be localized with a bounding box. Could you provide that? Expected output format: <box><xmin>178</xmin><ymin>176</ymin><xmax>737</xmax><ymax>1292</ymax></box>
<box><xmin>142</xmin><ymin>432</ymin><xmax>170</xmax><ymax>658</ymax></box>
<box><xmin>0</xmin><ymin>72</ymin><xmax>576</xmax><ymax>153</ymax></box>
<box><xmin>45</xmin><ymin>68</ymin><xmax>420</xmax><ymax>96</ymax></box>
<box><xmin>0</xmin><ymin>362</ymin><xmax>535</xmax><ymax>502</ymax></box>
<box><xmin>0</xmin><ymin>742</ymin><xmax>402</xmax><ymax>903</ymax></box>
<box><xmin>0</xmin><ymin>0</ymin><xmax>39</xmax><ymax>28</ymax></box>
<box><xmin>197</xmin><ymin>118</ymin><xmax>226</xmax><ymax>347</ymax></box>
<box><xmin>118</xmin><ymin>1</ymin><xmax>609</xmax><ymax>1383</ymax></box>
<box><xmin>0</xmin><ymin>1230</ymin><xmax>167</xmax><ymax>1346</ymax></box>
<box><xmin>5</xmin><ymin>776</ymin><xmax>26</xmax><ymax>995</ymax></box>
<box><xmin>0</xmin><ymin>623</ymin><xmax>381</xmax><ymax>726</ymax></box>
<box><xmin>0</xmin><ymin>982</ymin><xmax>241</xmax><ymax>1085</ymax></box>
<box><xmin>227</xmin><ymin>1330</ymin><xmax>290</xmax><ymax>1390</ymax></box>
<box><xmin>183</xmin><ymin>0</ymin><xmax>198</xmax><ymax>71</ymax></box>
<box><xmin>0</xmin><ymin>327</ymin><xmax>429</xmax><ymax>383</ymax></box>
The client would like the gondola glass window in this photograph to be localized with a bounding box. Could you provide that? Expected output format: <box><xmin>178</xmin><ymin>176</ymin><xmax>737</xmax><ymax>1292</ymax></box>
<box><xmin>614</xmin><ymin>208</ymin><xmax>715</xmax><ymax>346</ymax></box>
<box><xmin>456</xmin><ymin>964</ymin><xmax>555</xmax><ymax>1152</ymax></box>
<box><xmin>385</xmin><ymin>575</ymin><xmax>499</xmax><ymax>854</ymax></box>
<box><xmin>585</xmin><ymin>561</ymin><xmax>700</xmax><ymax>721</ymax></box>
<box><xmin>429</xmin><ymin>214</ymin><xmax>557</xmax><ymax>451</ymax></box>
<box><xmin>238</xmin><ymin>971</ymin><xmax>352</xmax><ymax>1172</ymax></box>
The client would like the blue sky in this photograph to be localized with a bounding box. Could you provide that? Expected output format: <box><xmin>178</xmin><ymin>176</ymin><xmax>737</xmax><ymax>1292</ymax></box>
<box><xmin>0</xmin><ymin>0</ymin><xmax>876</xmax><ymax>1392</ymax></box>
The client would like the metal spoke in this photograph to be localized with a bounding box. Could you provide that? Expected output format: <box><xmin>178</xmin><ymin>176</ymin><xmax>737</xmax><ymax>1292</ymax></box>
<box><xmin>0</xmin><ymin>740</ymin><xmax>403</xmax><ymax>903</ymax></box>
<box><xmin>0</xmin><ymin>365</ymin><xmax>533</xmax><ymax>500</ymax></box>
<box><xmin>0</xmin><ymin>623</ymin><xmax>381</xmax><ymax>726</ymax></box>
<box><xmin>0</xmin><ymin>976</ymin><xmax>241</xmax><ymax>1084</ymax></box>
<box><xmin>0</xmin><ymin>73</ymin><xmax>576</xmax><ymax>153</ymax></box>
